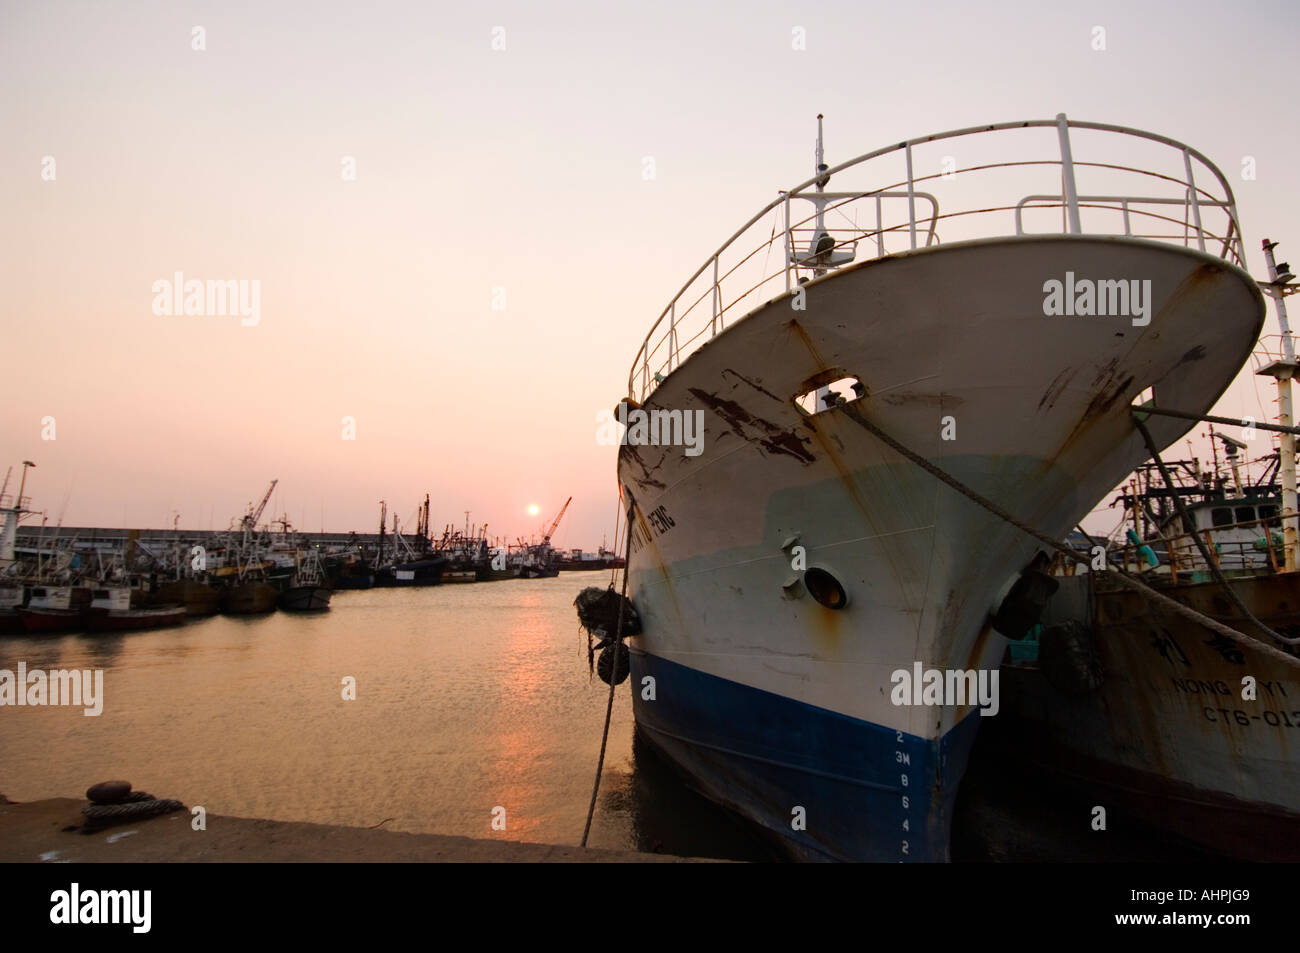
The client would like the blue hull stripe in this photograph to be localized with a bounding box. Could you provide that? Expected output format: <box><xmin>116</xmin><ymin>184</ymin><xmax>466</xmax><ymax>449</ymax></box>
<box><xmin>629</xmin><ymin>648</ymin><xmax>982</xmax><ymax>862</ymax></box>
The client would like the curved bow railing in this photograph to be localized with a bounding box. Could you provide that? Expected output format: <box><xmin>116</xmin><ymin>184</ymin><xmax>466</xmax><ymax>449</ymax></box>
<box><xmin>628</xmin><ymin>114</ymin><xmax>1246</xmax><ymax>402</ymax></box>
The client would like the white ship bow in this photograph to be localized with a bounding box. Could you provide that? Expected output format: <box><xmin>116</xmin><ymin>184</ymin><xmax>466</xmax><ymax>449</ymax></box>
<box><xmin>616</xmin><ymin>117</ymin><xmax>1265</xmax><ymax>861</ymax></box>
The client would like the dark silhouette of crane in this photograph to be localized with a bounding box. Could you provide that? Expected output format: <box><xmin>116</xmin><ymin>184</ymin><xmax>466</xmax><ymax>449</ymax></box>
<box><xmin>241</xmin><ymin>479</ymin><xmax>278</xmax><ymax>536</ymax></box>
<box><xmin>542</xmin><ymin>497</ymin><xmax>572</xmax><ymax>544</ymax></box>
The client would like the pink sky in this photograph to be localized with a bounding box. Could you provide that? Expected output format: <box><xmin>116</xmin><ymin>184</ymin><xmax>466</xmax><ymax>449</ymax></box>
<box><xmin>2</xmin><ymin>0</ymin><xmax>1298</xmax><ymax>545</ymax></box>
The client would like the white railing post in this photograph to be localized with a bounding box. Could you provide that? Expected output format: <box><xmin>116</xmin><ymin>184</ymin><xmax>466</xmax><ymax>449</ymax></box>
<box><xmin>905</xmin><ymin>145</ymin><xmax>917</xmax><ymax>250</ymax></box>
<box><xmin>668</xmin><ymin>301</ymin><xmax>677</xmax><ymax>372</ymax></box>
<box><xmin>876</xmin><ymin>195</ymin><xmax>884</xmax><ymax>255</ymax></box>
<box><xmin>1055</xmin><ymin>113</ymin><xmax>1082</xmax><ymax>234</ymax></box>
<box><xmin>711</xmin><ymin>256</ymin><xmax>720</xmax><ymax>336</ymax></box>
<box><xmin>1182</xmin><ymin>148</ymin><xmax>1206</xmax><ymax>253</ymax></box>
<box><xmin>1229</xmin><ymin>203</ymin><xmax>1244</xmax><ymax>263</ymax></box>
<box><xmin>783</xmin><ymin>193</ymin><xmax>792</xmax><ymax>293</ymax></box>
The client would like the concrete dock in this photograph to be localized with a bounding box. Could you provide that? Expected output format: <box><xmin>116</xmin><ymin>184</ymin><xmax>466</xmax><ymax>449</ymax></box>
<box><xmin>0</xmin><ymin>797</ymin><xmax>714</xmax><ymax>863</ymax></box>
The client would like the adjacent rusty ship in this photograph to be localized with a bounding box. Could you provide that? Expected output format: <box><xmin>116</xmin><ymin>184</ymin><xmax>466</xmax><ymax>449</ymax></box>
<box><xmin>991</xmin><ymin>255</ymin><xmax>1300</xmax><ymax>860</ymax></box>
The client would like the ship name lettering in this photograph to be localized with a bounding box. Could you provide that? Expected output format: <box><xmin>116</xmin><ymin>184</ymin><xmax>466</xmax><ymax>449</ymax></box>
<box><xmin>629</xmin><ymin>522</ymin><xmax>649</xmax><ymax>555</ymax></box>
<box><xmin>1260</xmin><ymin>680</ymin><xmax>1290</xmax><ymax>698</ymax></box>
<box><xmin>1170</xmin><ymin>677</ymin><xmax>1230</xmax><ymax>696</ymax></box>
<box><xmin>1201</xmin><ymin>706</ymin><xmax>1300</xmax><ymax>728</ymax></box>
<box><xmin>646</xmin><ymin>505</ymin><xmax>676</xmax><ymax>536</ymax></box>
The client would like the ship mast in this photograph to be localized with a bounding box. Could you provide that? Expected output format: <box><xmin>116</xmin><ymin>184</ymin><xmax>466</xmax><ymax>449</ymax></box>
<box><xmin>808</xmin><ymin>113</ymin><xmax>836</xmax><ymax>278</ymax></box>
<box><xmin>17</xmin><ymin>460</ymin><xmax>34</xmax><ymax>515</ymax></box>
<box><xmin>0</xmin><ymin>460</ymin><xmax>35</xmax><ymax>568</ymax></box>
<box><xmin>1258</xmin><ymin>239</ymin><xmax>1299</xmax><ymax>570</ymax></box>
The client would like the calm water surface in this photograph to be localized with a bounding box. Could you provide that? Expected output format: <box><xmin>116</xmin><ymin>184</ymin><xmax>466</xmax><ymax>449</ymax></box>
<box><xmin>0</xmin><ymin>572</ymin><xmax>772</xmax><ymax>860</ymax></box>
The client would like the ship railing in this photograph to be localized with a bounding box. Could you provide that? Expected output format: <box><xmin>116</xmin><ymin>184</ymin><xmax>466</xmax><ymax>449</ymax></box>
<box><xmin>1252</xmin><ymin>333</ymin><xmax>1297</xmax><ymax>368</ymax></box>
<box><xmin>629</xmin><ymin>115</ymin><xmax>1246</xmax><ymax>403</ymax></box>
<box><xmin>1113</xmin><ymin>513</ymin><xmax>1300</xmax><ymax>578</ymax></box>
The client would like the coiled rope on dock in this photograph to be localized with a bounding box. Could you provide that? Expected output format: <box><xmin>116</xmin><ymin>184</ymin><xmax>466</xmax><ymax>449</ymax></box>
<box><xmin>839</xmin><ymin>403</ymin><xmax>1300</xmax><ymax>671</ymax></box>
<box><xmin>83</xmin><ymin>797</ymin><xmax>186</xmax><ymax>829</ymax></box>
<box><xmin>81</xmin><ymin>780</ymin><xmax>186</xmax><ymax>832</ymax></box>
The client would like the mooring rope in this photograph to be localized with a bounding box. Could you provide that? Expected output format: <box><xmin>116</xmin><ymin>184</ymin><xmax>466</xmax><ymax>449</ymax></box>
<box><xmin>1134</xmin><ymin>415</ymin><xmax>1300</xmax><ymax>645</ymax></box>
<box><xmin>81</xmin><ymin>792</ymin><xmax>186</xmax><ymax>831</ymax></box>
<box><xmin>839</xmin><ymin>404</ymin><xmax>1300</xmax><ymax>670</ymax></box>
<box><xmin>609</xmin><ymin>491</ymin><xmax>625</xmax><ymax>590</ymax></box>
<box><xmin>580</xmin><ymin>495</ymin><xmax>636</xmax><ymax>848</ymax></box>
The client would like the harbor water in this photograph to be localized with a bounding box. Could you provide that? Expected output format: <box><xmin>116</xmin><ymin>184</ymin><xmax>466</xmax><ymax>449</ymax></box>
<box><xmin>0</xmin><ymin>572</ymin><xmax>773</xmax><ymax>860</ymax></box>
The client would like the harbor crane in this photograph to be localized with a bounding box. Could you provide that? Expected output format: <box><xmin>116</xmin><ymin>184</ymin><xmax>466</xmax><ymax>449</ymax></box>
<box><xmin>242</xmin><ymin>479</ymin><xmax>279</xmax><ymax>534</ymax></box>
<box><xmin>542</xmin><ymin>496</ymin><xmax>572</xmax><ymax>544</ymax></box>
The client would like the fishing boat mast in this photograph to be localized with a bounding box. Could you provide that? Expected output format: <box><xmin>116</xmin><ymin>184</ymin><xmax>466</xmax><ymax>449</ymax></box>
<box><xmin>800</xmin><ymin>115</ymin><xmax>855</xmax><ymax>278</ymax></box>
<box><xmin>0</xmin><ymin>460</ymin><xmax>36</xmax><ymax>571</ymax></box>
<box><xmin>1258</xmin><ymin>238</ymin><xmax>1299</xmax><ymax>569</ymax></box>
<box><xmin>812</xmin><ymin>114</ymin><xmax>829</xmax><ymax>274</ymax></box>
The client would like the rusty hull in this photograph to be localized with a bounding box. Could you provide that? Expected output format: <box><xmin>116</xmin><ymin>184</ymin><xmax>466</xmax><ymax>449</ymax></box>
<box><xmin>994</xmin><ymin>571</ymin><xmax>1300</xmax><ymax>860</ymax></box>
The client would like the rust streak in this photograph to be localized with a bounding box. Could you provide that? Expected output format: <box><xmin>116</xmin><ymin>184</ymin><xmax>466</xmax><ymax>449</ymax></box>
<box><xmin>686</xmin><ymin>387</ymin><xmax>815</xmax><ymax>464</ymax></box>
<box><xmin>721</xmin><ymin>368</ymin><xmax>784</xmax><ymax>403</ymax></box>
<box><xmin>619</xmin><ymin>444</ymin><xmax>667</xmax><ymax>491</ymax></box>
<box><xmin>1038</xmin><ymin>366</ymin><xmax>1077</xmax><ymax>412</ymax></box>
<box><xmin>880</xmin><ymin>391</ymin><xmax>963</xmax><ymax>408</ymax></box>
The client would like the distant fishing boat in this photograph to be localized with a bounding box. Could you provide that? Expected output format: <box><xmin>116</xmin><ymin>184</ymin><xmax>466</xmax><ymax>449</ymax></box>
<box><xmin>0</xmin><ymin>580</ymin><xmax>24</xmax><ymax>633</ymax></box>
<box><xmin>19</xmin><ymin>585</ymin><xmax>92</xmax><ymax>633</ymax></box>
<box><xmin>328</xmin><ymin>547</ymin><xmax>375</xmax><ymax>589</ymax></box>
<box><xmin>221</xmin><ymin>576</ymin><xmax>279</xmax><ymax>614</ymax></box>
<box><xmin>0</xmin><ymin>461</ymin><xmax>34</xmax><ymax>579</ymax></box>
<box><xmin>151</xmin><ymin>578</ymin><xmax>222</xmax><ymax>616</ymax></box>
<box><xmin>557</xmin><ymin>542</ymin><xmax>625</xmax><ymax>571</ymax></box>
<box><xmin>478</xmin><ymin>560</ymin><xmax>521</xmax><ymax>581</ymax></box>
<box><xmin>431</xmin><ymin>514</ymin><xmax>496</xmax><ymax>581</ymax></box>
<box><xmin>509</xmin><ymin>498</ymin><xmax>570</xmax><ymax>578</ymax></box>
<box><xmin>378</xmin><ymin>556</ymin><xmax>450</xmax><ymax>586</ymax></box>
<box><xmin>215</xmin><ymin>479</ymin><xmax>282</xmax><ymax>614</ymax></box>
<box><xmin>213</xmin><ymin>558</ymin><xmax>280</xmax><ymax>614</ymax></box>
<box><xmin>614</xmin><ymin>115</ymin><xmax>1265</xmax><ymax>861</ymax></box>
<box><xmin>370</xmin><ymin>499</ymin><xmax>452</xmax><ymax>586</ymax></box>
<box><xmin>85</xmin><ymin>587</ymin><xmax>186</xmax><ymax>632</ymax></box>
<box><xmin>279</xmin><ymin>549</ymin><xmax>332</xmax><ymax>611</ymax></box>
<box><xmin>331</xmin><ymin>571</ymin><xmax>374</xmax><ymax>590</ymax></box>
<box><xmin>516</xmin><ymin>563</ymin><xmax>557</xmax><ymax>579</ymax></box>
<box><xmin>514</xmin><ymin>543</ymin><xmax>557</xmax><ymax>578</ymax></box>
<box><xmin>1</xmin><ymin>462</ymin><xmax>37</xmax><ymax>633</ymax></box>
